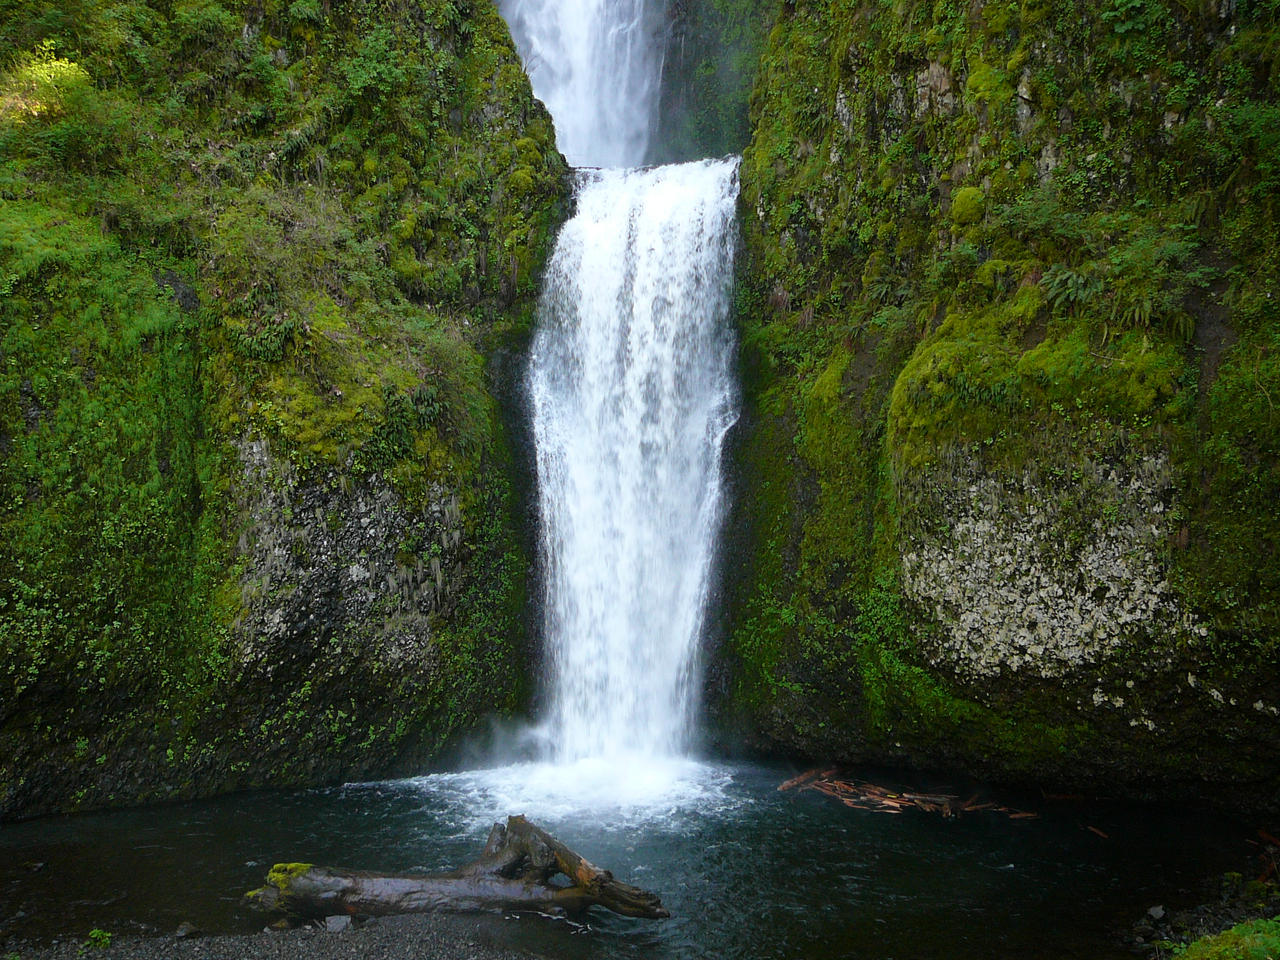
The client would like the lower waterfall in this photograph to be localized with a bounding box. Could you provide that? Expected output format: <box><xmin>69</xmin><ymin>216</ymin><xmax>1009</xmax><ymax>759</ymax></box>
<box><xmin>527</xmin><ymin>158</ymin><xmax>741</xmax><ymax>764</ymax></box>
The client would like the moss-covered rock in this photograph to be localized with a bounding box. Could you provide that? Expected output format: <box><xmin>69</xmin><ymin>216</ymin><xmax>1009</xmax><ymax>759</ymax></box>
<box><xmin>0</xmin><ymin>0</ymin><xmax>568</xmax><ymax>818</ymax></box>
<box><xmin>722</xmin><ymin>0</ymin><xmax>1280</xmax><ymax>809</ymax></box>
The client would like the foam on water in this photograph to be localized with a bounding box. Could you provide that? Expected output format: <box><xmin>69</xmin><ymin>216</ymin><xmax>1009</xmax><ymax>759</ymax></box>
<box><xmin>396</xmin><ymin>758</ymin><xmax>742</xmax><ymax>834</ymax></box>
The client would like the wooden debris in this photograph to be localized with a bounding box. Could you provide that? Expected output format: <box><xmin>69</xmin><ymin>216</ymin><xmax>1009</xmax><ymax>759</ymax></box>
<box><xmin>246</xmin><ymin>815</ymin><xmax>668</xmax><ymax>921</ymax></box>
<box><xmin>1041</xmin><ymin>791</ymin><xmax>1085</xmax><ymax>802</ymax></box>
<box><xmin>778</xmin><ymin>767</ymin><xmax>834</xmax><ymax>791</ymax></box>
<box><xmin>780</xmin><ymin>770</ymin><xmax>1040</xmax><ymax>822</ymax></box>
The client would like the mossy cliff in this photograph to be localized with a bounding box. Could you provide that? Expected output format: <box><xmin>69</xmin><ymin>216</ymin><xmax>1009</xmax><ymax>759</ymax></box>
<box><xmin>721</xmin><ymin>0</ymin><xmax>1279</xmax><ymax>807</ymax></box>
<box><xmin>0</xmin><ymin>0</ymin><xmax>568</xmax><ymax>819</ymax></box>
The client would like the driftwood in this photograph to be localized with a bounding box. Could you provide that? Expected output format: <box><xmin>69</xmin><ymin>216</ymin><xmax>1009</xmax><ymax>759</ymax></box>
<box><xmin>246</xmin><ymin>815</ymin><xmax>668</xmax><ymax>920</ymax></box>
<box><xmin>780</xmin><ymin>768</ymin><xmax>1040</xmax><ymax>820</ymax></box>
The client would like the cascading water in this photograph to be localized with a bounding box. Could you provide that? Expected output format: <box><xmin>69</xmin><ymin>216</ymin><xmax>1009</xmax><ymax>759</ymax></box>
<box><xmin>496</xmin><ymin>0</ymin><xmax>741</xmax><ymax>774</ymax></box>
<box><xmin>529</xmin><ymin>160</ymin><xmax>739</xmax><ymax>763</ymax></box>
<box><xmin>498</xmin><ymin>0</ymin><xmax>663</xmax><ymax>167</ymax></box>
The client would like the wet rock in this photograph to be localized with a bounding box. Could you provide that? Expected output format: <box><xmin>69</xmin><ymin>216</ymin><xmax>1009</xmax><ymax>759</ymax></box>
<box><xmin>156</xmin><ymin>271</ymin><xmax>199</xmax><ymax>313</ymax></box>
<box><xmin>323</xmin><ymin>916</ymin><xmax>351</xmax><ymax>933</ymax></box>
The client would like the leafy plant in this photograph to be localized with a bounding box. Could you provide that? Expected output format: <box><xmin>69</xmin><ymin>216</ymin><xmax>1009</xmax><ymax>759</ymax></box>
<box><xmin>1041</xmin><ymin>264</ymin><xmax>1103</xmax><ymax>314</ymax></box>
<box><xmin>85</xmin><ymin>928</ymin><xmax>111</xmax><ymax>950</ymax></box>
<box><xmin>1100</xmin><ymin>0</ymin><xmax>1149</xmax><ymax>35</ymax></box>
<box><xmin>0</xmin><ymin>40</ymin><xmax>90</xmax><ymax>123</ymax></box>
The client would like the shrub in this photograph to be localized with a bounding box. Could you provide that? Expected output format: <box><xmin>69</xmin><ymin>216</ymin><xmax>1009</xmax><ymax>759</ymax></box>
<box><xmin>0</xmin><ymin>41</ymin><xmax>89</xmax><ymax>124</ymax></box>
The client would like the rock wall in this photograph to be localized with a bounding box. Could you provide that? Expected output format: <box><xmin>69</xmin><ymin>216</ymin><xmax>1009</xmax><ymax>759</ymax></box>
<box><xmin>653</xmin><ymin>0</ymin><xmax>775</xmax><ymax>162</ymax></box>
<box><xmin>0</xmin><ymin>0</ymin><xmax>567</xmax><ymax>819</ymax></box>
<box><xmin>901</xmin><ymin>456</ymin><xmax>1200</xmax><ymax>682</ymax></box>
<box><xmin>720</xmin><ymin>0</ymin><xmax>1280</xmax><ymax>809</ymax></box>
<box><xmin>234</xmin><ymin>437</ymin><xmax>468</xmax><ymax>668</ymax></box>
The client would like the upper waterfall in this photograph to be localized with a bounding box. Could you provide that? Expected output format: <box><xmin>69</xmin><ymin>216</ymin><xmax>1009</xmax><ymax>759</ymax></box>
<box><xmin>498</xmin><ymin>0</ymin><xmax>663</xmax><ymax>167</ymax></box>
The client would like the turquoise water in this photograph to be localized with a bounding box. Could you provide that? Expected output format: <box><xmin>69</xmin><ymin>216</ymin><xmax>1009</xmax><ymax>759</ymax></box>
<box><xmin>0</xmin><ymin>761</ymin><xmax>1249</xmax><ymax>958</ymax></box>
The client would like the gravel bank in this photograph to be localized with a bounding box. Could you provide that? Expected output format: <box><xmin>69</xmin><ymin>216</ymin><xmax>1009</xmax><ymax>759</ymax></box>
<box><xmin>6</xmin><ymin>914</ymin><xmax>541</xmax><ymax>960</ymax></box>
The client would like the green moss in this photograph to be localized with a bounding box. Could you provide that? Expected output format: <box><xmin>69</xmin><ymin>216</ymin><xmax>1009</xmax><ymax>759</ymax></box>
<box><xmin>723</xmin><ymin>0</ymin><xmax>1280</xmax><ymax>798</ymax></box>
<box><xmin>965</xmin><ymin>60</ymin><xmax>1012</xmax><ymax>106</ymax></box>
<box><xmin>266</xmin><ymin>862</ymin><xmax>313</xmax><ymax>889</ymax></box>
<box><xmin>949</xmin><ymin>187</ymin><xmax>986</xmax><ymax>226</ymax></box>
<box><xmin>1177</xmin><ymin>918</ymin><xmax>1280</xmax><ymax>960</ymax></box>
<box><xmin>0</xmin><ymin>0</ymin><xmax>567</xmax><ymax>818</ymax></box>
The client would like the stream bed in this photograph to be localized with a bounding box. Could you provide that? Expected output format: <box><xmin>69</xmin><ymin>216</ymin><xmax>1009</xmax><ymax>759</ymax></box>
<box><xmin>0</xmin><ymin>760</ymin><xmax>1251</xmax><ymax>959</ymax></box>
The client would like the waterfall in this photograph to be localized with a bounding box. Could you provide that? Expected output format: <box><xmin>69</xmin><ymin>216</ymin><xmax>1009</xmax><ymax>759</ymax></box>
<box><xmin>498</xmin><ymin>0</ymin><xmax>663</xmax><ymax>167</ymax></box>
<box><xmin>528</xmin><ymin>161</ymin><xmax>739</xmax><ymax>762</ymax></box>
<box><xmin>499</xmin><ymin>0</ymin><xmax>741</xmax><ymax>768</ymax></box>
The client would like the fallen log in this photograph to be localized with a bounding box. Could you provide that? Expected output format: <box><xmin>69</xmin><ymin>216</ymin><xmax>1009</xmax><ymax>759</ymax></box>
<box><xmin>778</xmin><ymin>767</ymin><xmax>836</xmax><ymax>791</ymax></box>
<box><xmin>246</xmin><ymin>815</ymin><xmax>668</xmax><ymax>921</ymax></box>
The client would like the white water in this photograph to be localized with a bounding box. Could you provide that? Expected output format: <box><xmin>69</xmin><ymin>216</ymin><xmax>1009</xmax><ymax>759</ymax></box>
<box><xmin>529</xmin><ymin>160</ymin><xmax>740</xmax><ymax>764</ymax></box>
<box><xmin>401</xmin><ymin>757</ymin><xmax>739</xmax><ymax>833</ymax></box>
<box><xmin>498</xmin><ymin>0</ymin><xmax>662</xmax><ymax>166</ymax></box>
<box><xmin>405</xmin><ymin>0</ymin><xmax>742</xmax><ymax>812</ymax></box>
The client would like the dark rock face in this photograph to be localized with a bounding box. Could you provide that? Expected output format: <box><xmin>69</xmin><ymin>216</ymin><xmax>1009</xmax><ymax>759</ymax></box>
<box><xmin>234</xmin><ymin>438</ymin><xmax>467</xmax><ymax>676</ymax></box>
<box><xmin>652</xmin><ymin>0</ymin><xmax>775</xmax><ymax>162</ymax></box>
<box><xmin>215</xmin><ymin>437</ymin><xmax>518</xmax><ymax>795</ymax></box>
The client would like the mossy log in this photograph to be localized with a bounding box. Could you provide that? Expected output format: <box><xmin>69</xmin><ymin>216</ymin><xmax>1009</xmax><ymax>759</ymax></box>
<box><xmin>246</xmin><ymin>815</ymin><xmax>668</xmax><ymax>920</ymax></box>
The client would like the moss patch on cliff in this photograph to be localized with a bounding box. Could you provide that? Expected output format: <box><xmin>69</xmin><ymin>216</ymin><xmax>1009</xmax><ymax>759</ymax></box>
<box><xmin>723</xmin><ymin>0</ymin><xmax>1279</xmax><ymax>806</ymax></box>
<box><xmin>0</xmin><ymin>0</ymin><xmax>567</xmax><ymax>817</ymax></box>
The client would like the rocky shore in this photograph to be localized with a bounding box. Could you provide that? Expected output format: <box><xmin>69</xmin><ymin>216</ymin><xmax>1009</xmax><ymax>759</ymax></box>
<box><xmin>5</xmin><ymin>915</ymin><xmax>538</xmax><ymax>960</ymax></box>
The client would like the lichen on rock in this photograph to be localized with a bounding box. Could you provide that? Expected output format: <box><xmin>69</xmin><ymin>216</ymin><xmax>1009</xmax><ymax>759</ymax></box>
<box><xmin>901</xmin><ymin>455</ymin><xmax>1203</xmax><ymax>680</ymax></box>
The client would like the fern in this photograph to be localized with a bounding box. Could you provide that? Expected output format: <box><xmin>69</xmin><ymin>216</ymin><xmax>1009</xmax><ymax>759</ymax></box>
<box><xmin>1041</xmin><ymin>264</ymin><xmax>1102</xmax><ymax>314</ymax></box>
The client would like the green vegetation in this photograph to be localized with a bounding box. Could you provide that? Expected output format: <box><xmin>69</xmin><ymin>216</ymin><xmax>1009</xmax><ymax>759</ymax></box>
<box><xmin>1177</xmin><ymin>918</ymin><xmax>1280</xmax><ymax>959</ymax></box>
<box><xmin>84</xmin><ymin>929</ymin><xmax>111</xmax><ymax>951</ymax></box>
<box><xmin>724</xmin><ymin>0</ymin><xmax>1280</xmax><ymax>798</ymax></box>
<box><xmin>0</xmin><ymin>0</ymin><xmax>567</xmax><ymax>817</ymax></box>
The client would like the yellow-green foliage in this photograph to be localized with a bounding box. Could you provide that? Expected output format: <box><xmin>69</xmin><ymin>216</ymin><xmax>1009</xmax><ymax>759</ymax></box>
<box><xmin>0</xmin><ymin>41</ymin><xmax>90</xmax><ymax>123</ymax></box>
<box><xmin>266</xmin><ymin>862</ymin><xmax>313</xmax><ymax>889</ymax></box>
<box><xmin>1177</xmin><ymin>918</ymin><xmax>1280</xmax><ymax>960</ymax></box>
